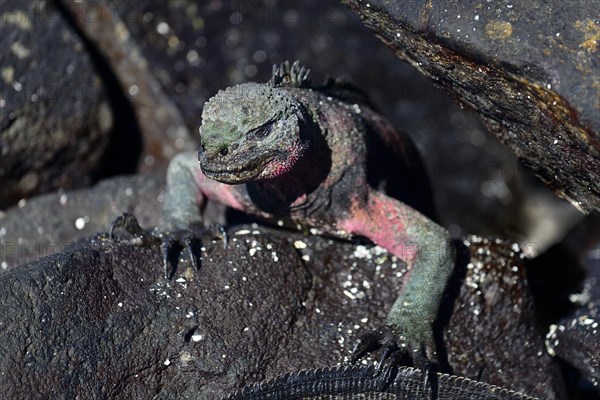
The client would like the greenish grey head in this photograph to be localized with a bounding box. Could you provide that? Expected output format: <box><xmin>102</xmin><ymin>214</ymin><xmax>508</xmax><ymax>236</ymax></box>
<box><xmin>199</xmin><ymin>82</ymin><xmax>308</xmax><ymax>183</ymax></box>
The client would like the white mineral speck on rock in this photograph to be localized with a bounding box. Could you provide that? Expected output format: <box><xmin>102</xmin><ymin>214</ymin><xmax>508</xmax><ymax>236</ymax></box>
<box><xmin>180</xmin><ymin>351</ymin><xmax>193</xmax><ymax>363</ymax></box>
<box><xmin>117</xmin><ymin>302</ymin><xmax>123</xmax><ymax>307</ymax></box>
<box><xmin>163</xmin><ymin>359</ymin><xmax>171</xmax><ymax>366</ymax></box>
<box><xmin>191</xmin><ymin>334</ymin><xmax>203</xmax><ymax>342</ymax></box>
<box><xmin>353</xmin><ymin>245</ymin><xmax>370</xmax><ymax>259</ymax></box>
<box><xmin>293</xmin><ymin>240</ymin><xmax>307</xmax><ymax>249</ymax></box>
<box><xmin>157</xmin><ymin>22</ymin><xmax>170</xmax><ymax>35</ymax></box>
<box><xmin>75</xmin><ymin>217</ymin><xmax>87</xmax><ymax>230</ymax></box>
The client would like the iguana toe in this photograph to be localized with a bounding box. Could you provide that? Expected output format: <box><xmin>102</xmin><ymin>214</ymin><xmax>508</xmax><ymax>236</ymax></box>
<box><xmin>157</xmin><ymin>230</ymin><xmax>199</xmax><ymax>279</ymax></box>
<box><xmin>350</xmin><ymin>325</ymin><xmax>396</xmax><ymax>364</ymax></box>
<box><xmin>109</xmin><ymin>212</ymin><xmax>226</xmax><ymax>279</ymax></box>
<box><xmin>110</xmin><ymin>212</ymin><xmax>152</xmax><ymax>242</ymax></box>
<box><xmin>208</xmin><ymin>223</ymin><xmax>228</xmax><ymax>249</ymax></box>
<box><xmin>351</xmin><ymin>324</ymin><xmax>439</xmax><ymax>398</ymax></box>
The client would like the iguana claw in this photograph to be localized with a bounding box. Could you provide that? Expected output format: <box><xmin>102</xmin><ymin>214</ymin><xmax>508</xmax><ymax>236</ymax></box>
<box><xmin>109</xmin><ymin>212</ymin><xmax>226</xmax><ymax>279</ymax></box>
<box><xmin>110</xmin><ymin>212</ymin><xmax>152</xmax><ymax>241</ymax></box>
<box><xmin>351</xmin><ymin>325</ymin><xmax>439</xmax><ymax>398</ymax></box>
<box><xmin>209</xmin><ymin>223</ymin><xmax>228</xmax><ymax>249</ymax></box>
<box><xmin>157</xmin><ymin>230</ymin><xmax>199</xmax><ymax>279</ymax></box>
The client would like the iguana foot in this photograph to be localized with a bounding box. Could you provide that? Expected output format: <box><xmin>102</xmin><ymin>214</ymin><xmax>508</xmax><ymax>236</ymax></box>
<box><xmin>158</xmin><ymin>223</ymin><xmax>228</xmax><ymax>278</ymax></box>
<box><xmin>110</xmin><ymin>212</ymin><xmax>155</xmax><ymax>243</ymax></box>
<box><xmin>109</xmin><ymin>212</ymin><xmax>227</xmax><ymax>279</ymax></box>
<box><xmin>351</xmin><ymin>324</ymin><xmax>439</xmax><ymax>397</ymax></box>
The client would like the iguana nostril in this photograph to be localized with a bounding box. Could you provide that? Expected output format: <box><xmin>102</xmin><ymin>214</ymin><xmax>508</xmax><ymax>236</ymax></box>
<box><xmin>219</xmin><ymin>147</ymin><xmax>229</xmax><ymax>156</ymax></box>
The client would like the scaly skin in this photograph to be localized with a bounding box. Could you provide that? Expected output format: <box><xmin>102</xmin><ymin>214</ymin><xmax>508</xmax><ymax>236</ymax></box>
<box><xmin>132</xmin><ymin>61</ymin><xmax>455</xmax><ymax>368</ymax></box>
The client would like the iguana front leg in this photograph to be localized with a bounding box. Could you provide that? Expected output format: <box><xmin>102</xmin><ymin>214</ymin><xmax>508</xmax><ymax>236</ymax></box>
<box><xmin>162</xmin><ymin>152</ymin><xmax>206</xmax><ymax>230</ymax></box>
<box><xmin>111</xmin><ymin>152</ymin><xmax>228</xmax><ymax>278</ymax></box>
<box><xmin>339</xmin><ymin>189</ymin><xmax>456</xmax><ymax>367</ymax></box>
<box><xmin>163</xmin><ymin>152</ymin><xmax>257</xmax><ymax>218</ymax></box>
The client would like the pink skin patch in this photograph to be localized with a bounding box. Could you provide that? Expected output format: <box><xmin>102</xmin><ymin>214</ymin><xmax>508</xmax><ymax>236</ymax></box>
<box><xmin>338</xmin><ymin>190</ymin><xmax>421</xmax><ymax>266</ymax></box>
<box><xmin>195</xmin><ymin>168</ymin><xmax>246</xmax><ymax>211</ymax></box>
<box><xmin>258</xmin><ymin>140</ymin><xmax>307</xmax><ymax>180</ymax></box>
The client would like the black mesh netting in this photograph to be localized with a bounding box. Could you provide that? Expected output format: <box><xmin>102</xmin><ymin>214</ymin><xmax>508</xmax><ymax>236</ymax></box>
<box><xmin>222</xmin><ymin>365</ymin><xmax>537</xmax><ymax>400</ymax></box>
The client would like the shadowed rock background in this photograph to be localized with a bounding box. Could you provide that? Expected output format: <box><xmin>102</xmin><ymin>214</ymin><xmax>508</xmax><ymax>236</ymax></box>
<box><xmin>0</xmin><ymin>0</ymin><xmax>598</xmax><ymax>399</ymax></box>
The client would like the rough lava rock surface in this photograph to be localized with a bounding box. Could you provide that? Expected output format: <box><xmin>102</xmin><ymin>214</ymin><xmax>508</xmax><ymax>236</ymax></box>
<box><xmin>0</xmin><ymin>175</ymin><xmax>164</xmax><ymax>272</ymax></box>
<box><xmin>546</xmin><ymin>231</ymin><xmax>600</xmax><ymax>391</ymax></box>
<box><xmin>342</xmin><ymin>0</ymin><xmax>600</xmax><ymax>212</ymax></box>
<box><xmin>0</xmin><ymin>0</ymin><xmax>113</xmax><ymax>208</ymax></box>
<box><xmin>0</xmin><ymin>178</ymin><xmax>565</xmax><ymax>398</ymax></box>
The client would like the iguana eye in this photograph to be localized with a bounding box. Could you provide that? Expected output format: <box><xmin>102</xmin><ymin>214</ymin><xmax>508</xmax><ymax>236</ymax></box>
<box><xmin>250</xmin><ymin>123</ymin><xmax>272</xmax><ymax>139</ymax></box>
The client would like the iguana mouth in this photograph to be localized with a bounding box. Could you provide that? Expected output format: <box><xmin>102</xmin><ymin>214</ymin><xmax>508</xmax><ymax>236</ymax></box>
<box><xmin>200</xmin><ymin>156</ymin><xmax>275</xmax><ymax>184</ymax></box>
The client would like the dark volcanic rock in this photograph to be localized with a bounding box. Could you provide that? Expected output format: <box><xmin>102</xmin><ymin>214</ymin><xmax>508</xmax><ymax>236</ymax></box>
<box><xmin>546</xmin><ymin>229</ymin><xmax>600</xmax><ymax>394</ymax></box>
<box><xmin>0</xmin><ymin>173</ymin><xmax>228</xmax><ymax>273</ymax></box>
<box><xmin>0</xmin><ymin>175</ymin><xmax>164</xmax><ymax>272</ymax></box>
<box><xmin>0</xmin><ymin>0</ymin><xmax>113</xmax><ymax>208</ymax></box>
<box><xmin>59</xmin><ymin>0</ymin><xmax>196</xmax><ymax>171</ymax></box>
<box><xmin>0</xmin><ymin>224</ymin><xmax>564</xmax><ymax>399</ymax></box>
<box><xmin>342</xmin><ymin>0</ymin><xmax>600</xmax><ymax>212</ymax></box>
<box><xmin>445</xmin><ymin>237</ymin><xmax>565</xmax><ymax>398</ymax></box>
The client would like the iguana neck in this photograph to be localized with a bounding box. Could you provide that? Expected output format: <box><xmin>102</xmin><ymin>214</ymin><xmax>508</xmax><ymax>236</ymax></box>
<box><xmin>246</xmin><ymin>111</ymin><xmax>332</xmax><ymax>215</ymax></box>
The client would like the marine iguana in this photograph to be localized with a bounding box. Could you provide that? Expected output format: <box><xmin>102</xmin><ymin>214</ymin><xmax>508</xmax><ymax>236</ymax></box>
<box><xmin>111</xmin><ymin>61</ymin><xmax>456</xmax><ymax>370</ymax></box>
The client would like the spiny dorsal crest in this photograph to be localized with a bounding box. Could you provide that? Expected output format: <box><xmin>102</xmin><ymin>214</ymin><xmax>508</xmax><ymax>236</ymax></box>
<box><xmin>270</xmin><ymin>60</ymin><xmax>311</xmax><ymax>88</ymax></box>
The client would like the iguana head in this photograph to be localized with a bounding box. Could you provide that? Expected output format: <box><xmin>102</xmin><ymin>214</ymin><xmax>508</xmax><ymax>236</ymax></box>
<box><xmin>198</xmin><ymin>82</ymin><xmax>309</xmax><ymax>184</ymax></box>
